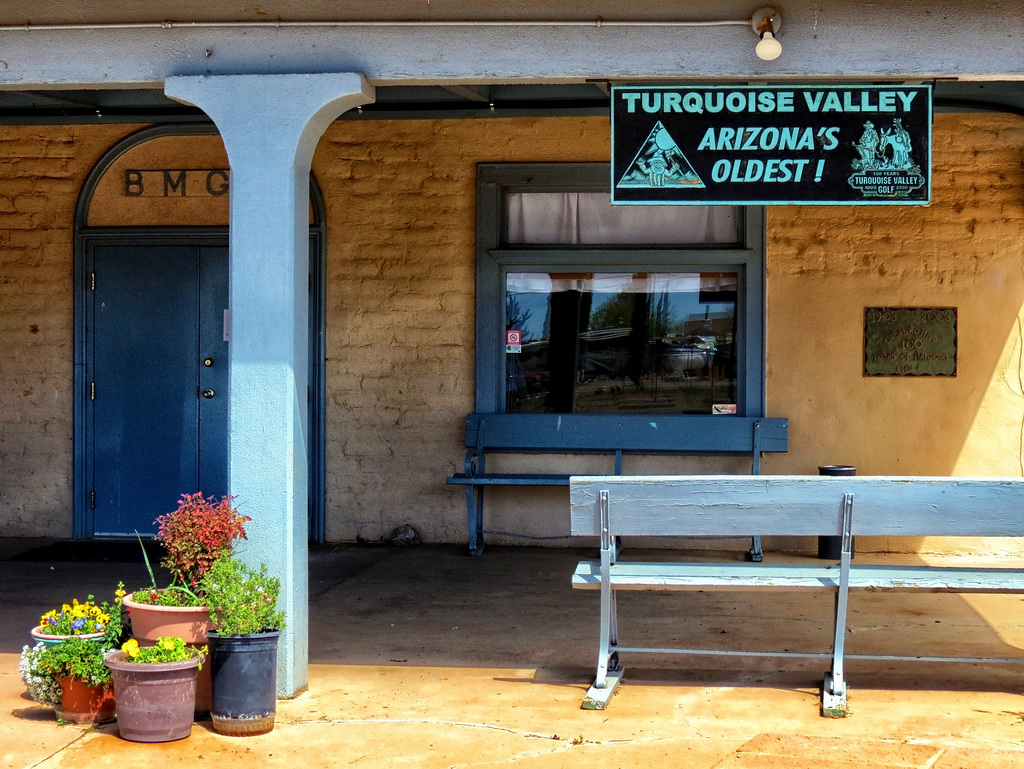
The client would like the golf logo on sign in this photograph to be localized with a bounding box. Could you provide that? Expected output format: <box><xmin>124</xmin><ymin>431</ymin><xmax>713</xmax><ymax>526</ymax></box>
<box><xmin>847</xmin><ymin>118</ymin><xmax>926</xmax><ymax>199</ymax></box>
<box><xmin>617</xmin><ymin>122</ymin><xmax>705</xmax><ymax>190</ymax></box>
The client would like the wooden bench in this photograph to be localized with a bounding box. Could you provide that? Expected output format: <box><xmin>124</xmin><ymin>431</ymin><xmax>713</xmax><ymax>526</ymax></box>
<box><xmin>570</xmin><ymin>475</ymin><xmax>1024</xmax><ymax>714</ymax></box>
<box><xmin>446</xmin><ymin>413</ymin><xmax>788</xmax><ymax>556</ymax></box>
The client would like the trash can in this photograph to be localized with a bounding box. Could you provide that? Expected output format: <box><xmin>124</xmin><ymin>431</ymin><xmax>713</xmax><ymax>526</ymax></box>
<box><xmin>818</xmin><ymin>465</ymin><xmax>856</xmax><ymax>559</ymax></box>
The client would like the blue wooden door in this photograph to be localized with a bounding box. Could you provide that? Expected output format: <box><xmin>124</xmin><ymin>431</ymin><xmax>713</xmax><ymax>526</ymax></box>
<box><xmin>90</xmin><ymin>245</ymin><xmax>228</xmax><ymax>536</ymax></box>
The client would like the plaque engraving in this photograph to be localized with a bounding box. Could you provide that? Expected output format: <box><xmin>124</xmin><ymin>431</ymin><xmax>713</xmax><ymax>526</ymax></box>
<box><xmin>864</xmin><ymin>307</ymin><xmax>957</xmax><ymax>377</ymax></box>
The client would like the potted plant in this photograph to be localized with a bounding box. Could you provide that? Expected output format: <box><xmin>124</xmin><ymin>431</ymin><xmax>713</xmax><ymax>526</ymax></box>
<box><xmin>124</xmin><ymin>493</ymin><xmax>249</xmax><ymax>716</ymax></box>
<box><xmin>200</xmin><ymin>557</ymin><xmax>286</xmax><ymax>736</ymax></box>
<box><xmin>124</xmin><ymin>492</ymin><xmax>251</xmax><ymax>644</ymax></box>
<box><xmin>105</xmin><ymin>636</ymin><xmax>206</xmax><ymax>742</ymax></box>
<box><xmin>38</xmin><ymin>637</ymin><xmax>117</xmax><ymax>725</ymax></box>
<box><xmin>21</xmin><ymin>582</ymin><xmax>127</xmax><ymax>724</ymax></box>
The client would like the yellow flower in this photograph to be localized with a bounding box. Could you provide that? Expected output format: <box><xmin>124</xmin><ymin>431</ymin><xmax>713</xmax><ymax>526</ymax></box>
<box><xmin>122</xmin><ymin>639</ymin><xmax>140</xmax><ymax>658</ymax></box>
<box><xmin>160</xmin><ymin>637</ymin><xmax>176</xmax><ymax>651</ymax></box>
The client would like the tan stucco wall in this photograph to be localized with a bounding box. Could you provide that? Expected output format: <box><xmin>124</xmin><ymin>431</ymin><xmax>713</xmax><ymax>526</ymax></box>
<box><xmin>767</xmin><ymin>113</ymin><xmax>1024</xmax><ymax>553</ymax></box>
<box><xmin>0</xmin><ymin>124</ymin><xmax>143</xmax><ymax>535</ymax></box>
<box><xmin>0</xmin><ymin>113</ymin><xmax>1022</xmax><ymax>551</ymax></box>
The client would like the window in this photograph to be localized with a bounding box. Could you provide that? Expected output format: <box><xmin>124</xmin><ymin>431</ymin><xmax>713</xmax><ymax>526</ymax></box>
<box><xmin>476</xmin><ymin>163</ymin><xmax>766</xmax><ymax>426</ymax></box>
<box><xmin>505</xmin><ymin>271</ymin><xmax>738</xmax><ymax>414</ymax></box>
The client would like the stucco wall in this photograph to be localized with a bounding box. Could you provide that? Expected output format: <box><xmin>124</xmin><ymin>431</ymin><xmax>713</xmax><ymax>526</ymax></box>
<box><xmin>0</xmin><ymin>124</ymin><xmax>141</xmax><ymax>535</ymax></box>
<box><xmin>313</xmin><ymin>113</ymin><xmax>1024</xmax><ymax>550</ymax></box>
<box><xmin>0</xmin><ymin>113</ymin><xmax>1022</xmax><ymax>551</ymax></box>
<box><xmin>768</xmin><ymin>112</ymin><xmax>1024</xmax><ymax>553</ymax></box>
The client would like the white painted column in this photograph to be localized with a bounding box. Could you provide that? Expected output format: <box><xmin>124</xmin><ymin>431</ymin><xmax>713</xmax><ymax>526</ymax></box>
<box><xmin>165</xmin><ymin>73</ymin><xmax>374</xmax><ymax>695</ymax></box>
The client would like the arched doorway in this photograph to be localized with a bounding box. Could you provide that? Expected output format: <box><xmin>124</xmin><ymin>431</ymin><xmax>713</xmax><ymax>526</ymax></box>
<box><xmin>73</xmin><ymin>125</ymin><xmax>326</xmax><ymax>539</ymax></box>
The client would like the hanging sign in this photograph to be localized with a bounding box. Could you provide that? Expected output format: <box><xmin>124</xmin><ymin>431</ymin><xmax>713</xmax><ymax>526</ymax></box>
<box><xmin>611</xmin><ymin>84</ymin><xmax>931</xmax><ymax>205</ymax></box>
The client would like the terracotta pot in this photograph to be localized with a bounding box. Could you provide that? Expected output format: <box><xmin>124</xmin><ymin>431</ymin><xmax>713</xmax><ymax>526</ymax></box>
<box><xmin>105</xmin><ymin>651</ymin><xmax>200</xmax><ymax>742</ymax></box>
<box><xmin>122</xmin><ymin>593</ymin><xmax>214</xmax><ymax>715</ymax></box>
<box><xmin>122</xmin><ymin>593</ymin><xmax>214</xmax><ymax>644</ymax></box>
<box><xmin>56</xmin><ymin>678</ymin><xmax>116</xmax><ymax>726</ymax></box>
<box><xmin>30</xmin><ymin>626</ymin><xmax>105</xmax><ymax>650</ymax></box>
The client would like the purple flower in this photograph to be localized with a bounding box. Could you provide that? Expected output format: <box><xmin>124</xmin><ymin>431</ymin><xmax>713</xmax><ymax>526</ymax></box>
<box><xmin>47</xmin><ymin>617</ymin><xmax>58</xmax><ymax>626</ymax></box>
<box><xmin>71</xmin><ymin>619</ymin><xmax>85</xmax><ymax>630</ymax></box>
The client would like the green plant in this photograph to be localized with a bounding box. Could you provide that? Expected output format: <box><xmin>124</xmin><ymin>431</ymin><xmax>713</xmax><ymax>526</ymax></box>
<box><xmin>200</xmin><ymin>557</ymin><xmax>286</xmax><ymax>636</ymax></box>
<box><xmin>38</xmin><ymin>638</ymin><xmax>112</xmax><ymax>688</ymax></box>
<box><xmin>19</xmin><ymin>642</ymin><xmax>61</xmax><ymax>707</ymax></box>
<box><xmin>132</xmin><ymin>493</ymin><xmax>250</xmax><ymax>607</ymax></box>
<box><xmin>119</xmin><ymin>636</ymin><xmax>205</xmax><ymax>667</ymax></box>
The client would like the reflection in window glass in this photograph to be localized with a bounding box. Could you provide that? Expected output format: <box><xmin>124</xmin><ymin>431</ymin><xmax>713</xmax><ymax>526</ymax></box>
<box><xmin>506</xmin><ymin>272</ymin><xmax>737</xmax><ymax>414</ymax></box>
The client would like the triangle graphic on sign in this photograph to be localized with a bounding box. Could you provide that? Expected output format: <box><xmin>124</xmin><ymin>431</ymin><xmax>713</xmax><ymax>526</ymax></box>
<box><xmin>617</xmin><ymin>122</ymin><xmax>705</xmax><ymax>189</ymax></box>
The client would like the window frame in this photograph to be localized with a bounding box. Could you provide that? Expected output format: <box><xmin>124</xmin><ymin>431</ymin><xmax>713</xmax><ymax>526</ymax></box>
<box><xmin>475</xmin><ymin>162</ymin><xmax>766</xmax><ymax>426</ymax></box>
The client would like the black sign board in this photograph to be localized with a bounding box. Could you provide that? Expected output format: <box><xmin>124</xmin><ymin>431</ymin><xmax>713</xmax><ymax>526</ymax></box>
<box><xmin>611</xmin><ymin>85</ymin><xmax>931</xmax><ymax>205</ymax></box>
<box><xmin>864</xmin><ymin>307</ymin><xmax>957</xmax><ymax>377</ymax></box>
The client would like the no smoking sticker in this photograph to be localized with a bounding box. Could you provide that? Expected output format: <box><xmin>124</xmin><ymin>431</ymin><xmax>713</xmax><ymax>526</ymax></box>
<box><xmin>506</xmin><ymin>330</ymin><xmax>522</xmax><ymax>353</ymax></box>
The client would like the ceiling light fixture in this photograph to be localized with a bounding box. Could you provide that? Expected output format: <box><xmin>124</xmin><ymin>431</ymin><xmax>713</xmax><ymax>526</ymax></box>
<box><xmin>751</xmin><ymin>6</ymin><xmax>783</xmax><ymax>61</ymax></box>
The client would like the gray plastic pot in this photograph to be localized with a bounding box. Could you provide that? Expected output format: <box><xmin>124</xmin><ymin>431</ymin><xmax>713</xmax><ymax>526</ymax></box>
<box><xmin>105</xmin><ymin>651</ymin><xmax>200</xmax><ymax>742</ymax></box>
<box><xmin>207</xmin><ymin>630</ymin><xmax>280</xmax><ymax>736</ymax></box>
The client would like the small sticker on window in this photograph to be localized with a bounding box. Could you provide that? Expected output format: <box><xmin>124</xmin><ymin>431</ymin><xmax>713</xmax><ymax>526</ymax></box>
<box><xmin>712</xmin><ymin>404</ymin><xmax>737</xmax><ymax>415</ymax></box>
<box><xmin>506</xmin><ymin>329</ymin><xmax>522</xmax><ymax>353</ymax></box>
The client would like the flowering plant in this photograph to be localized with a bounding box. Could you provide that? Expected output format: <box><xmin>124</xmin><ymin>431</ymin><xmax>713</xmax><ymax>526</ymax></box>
<box><xmin>39</xmin><ymin>598</ymin><xmax>111</xmax><ymax>636</ymax></box>
<box><xmin>132</xmin><ymin>493</ymin><xmax>250</xmax><ymax>607</ymax></box>
<box><xmin>119</xmin><ymin>636</ymin><xmax>205</xmax><ymax>667</ymax></box>
<box><xmin>36</xmin><ymin>582</ymin><xmax>126</xmax><ymax>643</ymax></box>
<box><xmin>200</xmin><ymin>557</ymin><xmax>285</xmax><ymax>636</ymax></box>
<box><xmin>19</xmin><ymin>642</ymin><xmax>62</xmax><ymax>707</ymax></box>
<box><xmin>38</xmin><ymin>637</ymin><xmax>113</xmax><ymax>688</ymax></box>
<box><xmin>20</xmin><ymin>582</ymin><xmax>128</xmax><ymax>704</ymax></box>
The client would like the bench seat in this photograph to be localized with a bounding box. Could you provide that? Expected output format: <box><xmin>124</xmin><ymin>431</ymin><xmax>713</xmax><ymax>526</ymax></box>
<box><xmin>447</xmin><ymin>472</ymin><xmax>571</xmax><ymax>486</ymax></box>
<box><xmin>573</xmin><ymin>560</ymin><xmax>1024</xmax><ymax>593</ymax></box>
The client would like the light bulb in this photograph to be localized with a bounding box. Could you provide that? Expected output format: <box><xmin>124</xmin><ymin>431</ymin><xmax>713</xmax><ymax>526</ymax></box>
<box><xmin>756</xmin><ymin>31</ymin><xmax>783</xmax><ymax>61</ymax></box>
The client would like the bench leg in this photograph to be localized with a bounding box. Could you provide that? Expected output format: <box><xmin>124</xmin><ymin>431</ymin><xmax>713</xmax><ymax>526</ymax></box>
<box><xmin>465</xmin><ymin>485</ymin><xmax>485</xmax><ymax>557</ymax></box>
<box><xmin>821</xmin><ymin>672</ymin><xmax>848</xmax><ymax>718</ymax></box>
<box><xmin>583</xmin><ymin>668</ymin><xmax>624</xmax><ymax>710</ymax></box>
<box><xmin>586</xmin><ymin>588</ymin><xmax>623</xmax><ymax>710</ymax></box>
<box><xmin>821</xmin><ymin>492</ymin><xmax>854</xmax><ymax>718</ymax></box>
<box><xmin>747</xmin><ymin>535</ymin><xmax>763</xmax><ymax>562</ymax></box>
<box><xmin>588</xmin><ymin>497</ymin><xmax>623</xmax><ymax>709</ymax></box>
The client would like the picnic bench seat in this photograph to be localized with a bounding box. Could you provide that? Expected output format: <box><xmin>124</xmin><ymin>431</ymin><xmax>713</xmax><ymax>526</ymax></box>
<box><xmin>446</xmin><ymin>413</ymin><xmax>788</xmax><ymax>556</ymax></box>
<box><xmin>570</xmin><ymin>474</ymin><xmax>1024</xmax><ymax>715</ymax></box>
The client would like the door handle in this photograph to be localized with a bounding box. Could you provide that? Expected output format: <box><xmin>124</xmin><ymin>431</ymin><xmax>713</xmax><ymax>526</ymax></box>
<box><xmin>202</xmin><ymin>389</ymin><xmax>215</xmax><ymax>399</ymax></box>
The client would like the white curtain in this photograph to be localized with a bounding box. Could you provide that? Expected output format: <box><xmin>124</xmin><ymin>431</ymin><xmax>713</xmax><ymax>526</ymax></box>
<box><xmin>506</xmin><ymin>192</ymin><xmax>738</xmax><ymax>245</ymax></box>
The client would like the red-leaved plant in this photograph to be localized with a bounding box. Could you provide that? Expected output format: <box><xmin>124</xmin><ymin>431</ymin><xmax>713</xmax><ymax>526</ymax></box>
<box><xmin>156</xmin><ymin>493</ymin><xmax>251</xmax><ymax>590</ymax></box>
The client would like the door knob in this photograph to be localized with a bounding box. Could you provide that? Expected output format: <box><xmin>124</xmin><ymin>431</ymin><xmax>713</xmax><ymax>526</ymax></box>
<box><xmin>202</xmin><ymin>389</ymin><xmax>215</xmax><ymax>399</ymax></box>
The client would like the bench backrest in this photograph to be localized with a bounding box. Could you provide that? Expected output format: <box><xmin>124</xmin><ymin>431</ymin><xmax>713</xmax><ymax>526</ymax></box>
<box><xmin>466</xmin><ymin>414</ymin><xmax>789</xmax><ymax>455</ymax></box>
<box><xmin>570</xmin><ymin>475</ymin><xmax>1024</xmax><ymax>538</ymax></box>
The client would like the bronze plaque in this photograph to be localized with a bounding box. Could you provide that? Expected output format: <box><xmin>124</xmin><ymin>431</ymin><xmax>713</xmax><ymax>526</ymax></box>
<box><xmin>864</xmin><ymin>307</ymin><xmax>957</xmax><ymax>376</ymax></box>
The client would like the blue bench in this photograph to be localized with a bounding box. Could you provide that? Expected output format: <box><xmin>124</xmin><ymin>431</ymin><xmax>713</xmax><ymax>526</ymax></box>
<box><xmin>570</xmin><ymin>475</ymin><xmax>1024</xmax><ymax>715</ymax></box>
<box><xmin>446</xmin><ymin>413</ymin><xmax>788</xmax><ymax>556</ymax></box>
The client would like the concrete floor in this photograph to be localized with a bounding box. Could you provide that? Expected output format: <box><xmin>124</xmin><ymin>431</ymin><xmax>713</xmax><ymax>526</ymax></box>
<box><xmin>4</xmin><ymin>541</ymin><xmax>1024</xmax><ymax>768</ymax></box>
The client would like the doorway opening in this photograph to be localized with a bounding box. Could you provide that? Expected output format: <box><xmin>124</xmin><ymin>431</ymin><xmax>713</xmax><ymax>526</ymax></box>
<box><xmin>73</xmin><ymin>125</ymin><xmax>327</xmax><ymax>540</ymax></box>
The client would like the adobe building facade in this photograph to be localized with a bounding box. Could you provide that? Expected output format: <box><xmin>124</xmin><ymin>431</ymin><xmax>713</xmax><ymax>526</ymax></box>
<box><xmin>2</xmin><ymin>111</ymin><xmax>1023</xmax><ymax>547</ymax></box>
<box><xmin>0</xmin><ymin>0</ymin><xmax>1022</xmax><ymax>693</ymax></box>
